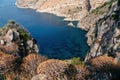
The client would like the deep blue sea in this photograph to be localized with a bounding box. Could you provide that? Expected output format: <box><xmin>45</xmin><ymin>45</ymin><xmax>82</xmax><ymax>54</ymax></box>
<box><xmin>0</xmin><ymin>0</ymin><xmax>89</xmax><ymax>59</ymax></box>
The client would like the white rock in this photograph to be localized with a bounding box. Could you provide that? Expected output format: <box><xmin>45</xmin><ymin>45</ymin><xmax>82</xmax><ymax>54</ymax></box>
<box><xmin>0</xmin><ymin>40</ymin><xmax>4</xmax><ymax>45</ymax></box>
<box><xmin>27</xmin><ymin>40</ymin><xmax>33</xmax><ymax>48</ymax></box>
<box><xmin>67</xmin><ymin>22</ymin><xmax>75</xmax><ymax>27</ymax></box>
<box><xmin>34</xmin><ymin>44</ymin><xmax>39</xmax><ymax>53</ymax></box>
<box><xmin>5</xmin><ymin>29</ymin><xmax>13</xmax><ymax>43</ymax></box>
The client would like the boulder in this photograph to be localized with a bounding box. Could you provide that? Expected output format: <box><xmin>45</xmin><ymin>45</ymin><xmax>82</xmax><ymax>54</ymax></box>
<box><xmin>27</xmin><ymin>40</ymin><xmax>33</xmax><ymax>48</ymax></box>
<box><xmin>33</xmin><ymin>44</ymin><xmax>39</xmax><ymax>53</ymax></box>
<box><xmin>5</xmin><ymin>29</ymin><xmax>13</xmax><ymax>43</ymax></box>
<box><xmin>0</xmin><ymin>40</ymin><xmax>4</xmax><ymax>45</ymax></box>
<box><xmin>13</xmin><ymin>31</ymin><xmax>19</xmax><ymax>41</ymax></box>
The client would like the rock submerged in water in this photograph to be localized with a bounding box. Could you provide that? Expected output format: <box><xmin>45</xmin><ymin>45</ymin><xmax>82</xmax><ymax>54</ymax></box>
<box><xmin>67</xmin><ymin>22</ymin><xmax>75</xmax><ymax>27</ymax></box>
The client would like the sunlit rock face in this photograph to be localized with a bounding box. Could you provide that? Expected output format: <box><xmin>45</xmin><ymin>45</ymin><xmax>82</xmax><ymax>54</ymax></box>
<box><xmin>85</xmin><ymin>0</ymin><xmax>120</xmax><ymax>61</ymax></box>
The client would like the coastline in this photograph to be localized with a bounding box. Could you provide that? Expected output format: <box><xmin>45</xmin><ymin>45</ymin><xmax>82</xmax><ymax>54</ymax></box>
<box><xmin>15</xmin><ymin>1</ymin><xmax>86</xmax><ymax>21</ymax></box>
<box><xmin>16</xmin><ymin>2</ymin><xmax>82</xmax><ymax>28</ymax></box>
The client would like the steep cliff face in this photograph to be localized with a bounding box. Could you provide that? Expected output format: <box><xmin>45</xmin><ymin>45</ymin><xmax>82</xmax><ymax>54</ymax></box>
<box><xmin>85</xmin><ymin>0</ymin><xmax>120</xmax><ymax>61</ymax></box>
<box><xmin>16</xmin><ymin>0</ymin><xmax>109</xmax><ymax>21</ymax></box>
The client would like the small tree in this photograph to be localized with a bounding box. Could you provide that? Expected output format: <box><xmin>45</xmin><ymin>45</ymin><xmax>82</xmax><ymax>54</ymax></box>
<box><xmin>118</xmin><ymin>0</ymin><xmax>120</xmax><ymax>6</ymax></box>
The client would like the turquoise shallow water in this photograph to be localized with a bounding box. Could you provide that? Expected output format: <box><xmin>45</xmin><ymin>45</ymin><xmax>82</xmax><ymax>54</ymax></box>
<box><xmin>0</xmin><ymin>0</ymin><xmax>89</xmax><ymax>59</ymax></box>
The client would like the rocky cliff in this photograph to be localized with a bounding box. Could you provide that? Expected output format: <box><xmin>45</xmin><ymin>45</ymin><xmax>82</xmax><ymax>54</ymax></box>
<box><xmin>85</xmin><ymin>0</ymin><xmax>120</xmax><ymax>61</ymax></box>
<box><xmin>0</xmin><ymin>21</ymin><xmax>39</xmax><ymax>57</ymax></box>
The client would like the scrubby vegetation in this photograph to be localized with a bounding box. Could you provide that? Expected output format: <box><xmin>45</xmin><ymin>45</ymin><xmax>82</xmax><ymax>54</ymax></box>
<box><xmin>71</xmin><ymin>57</ymin><xmax>85</xmax><ymax>66</ymax></box>
<box><xmin>91</xmin><ymin>0</ymin><xmax>116</xmax><ymax>15</ymax></box>
<box><xmin>88</xmin><ymin>55</ymin><xmax>120</xmax><ymax>80</ymax></box>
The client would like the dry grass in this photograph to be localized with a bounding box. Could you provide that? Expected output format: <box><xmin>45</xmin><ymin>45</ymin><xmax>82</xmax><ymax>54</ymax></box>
<box><xmin>0</xmin><ymin>51</ymin><xmax>17</xmax><ymax>74</ymax></box>
<box><xmin>37</xmin><ymin>59</ymin><xmax>68</xmax><ymax>80</ymax></box>
<box><xmin>0</xmin><ymin>43</ymin><xmax>18</xmax><ymax>55</ymax></box>
<box><xmin>74</xmin><ymin>65</ymin><xmax>90</xmax><ymax>80</ymax></box>
<box><xmin>89</xmin><ymin>55</ymin><xmax>120</xmax><ymax>79</ymax></box>
<box><xmin>1</xmin><ymin>53</ymin><xmax>47</xmax><ymax>80</ymax></box>
<box><xmin>20</xmin><ymin>53</ymin><xmax>47</xmax><ymax>75</ymax></box>
<box><xmin>90</xmin><ymin>55</ymin><xmax>120</xmax><ymax>71</ymax></box>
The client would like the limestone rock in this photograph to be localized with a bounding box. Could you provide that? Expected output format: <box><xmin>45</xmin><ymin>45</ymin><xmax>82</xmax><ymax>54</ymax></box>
<box><xmin>5</xmin><ymin>29</ymin><xmax>13</xmax><ymax>43</ymax></box>
<box><xmin>27</xmin><ymin>40</ymin><xmax>33</xmax><ymax>48</ymax></box>
<box><xmin>0</xmin><ymin>40</ymin><xmax>4</xmax><ymax>45</ymax></box>
<box><xmin>85</xmin><ymin>1</ymin><xmax>120</xmax><ymax>61</ymax></box>
<box><xmin>33</xmin><ymin>44</ymin><xmax>39</xmax><ymax>53</ymax></box>
<box><xmin>67</xmin><ymin>22</ymin><xmax>75</xmax><ymax>27</ymax></box>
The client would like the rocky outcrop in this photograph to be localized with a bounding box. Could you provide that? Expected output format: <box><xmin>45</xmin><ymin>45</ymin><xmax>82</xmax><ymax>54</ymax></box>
<box><xmin>0</xmin><ymin>21</ymin><xmax>39</xmax><ymax>57</ymax></box>
<box><xmin>0</xmin><ymin>21</ymin><xmax>47</xmax><ymax>80</ymax></box>
<box><xmin>85</xmin><ymin>0</ymin><xmax>120</xmax><ymax>61</ymax></box>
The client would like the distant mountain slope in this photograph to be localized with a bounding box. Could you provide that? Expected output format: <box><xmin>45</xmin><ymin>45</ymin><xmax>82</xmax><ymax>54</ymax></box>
<box><xmin>16</xmin><ymin>0</ymin><xmax>109</xmax><ymax>21</ymax></box>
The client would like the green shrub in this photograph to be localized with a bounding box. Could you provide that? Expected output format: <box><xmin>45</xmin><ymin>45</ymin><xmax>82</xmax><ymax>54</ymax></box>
<box><xmin>111</xmin><ymin>12</ymin><xmax>119</xmax><ymax>20</ymax></box>
<box><xmin>71</xmin><ymin>57</ymin><xmax>85</xmax><ymax>66</ymax></box>
<box><xmin>94</xmin><ymin>39</ymin><xmax>101</xmax><ymax>43</ymax></box>
<box><xmin>0</xmin><ymin>74</ymin><xmax>5</xmax><ymax>80</ymax></box>
<box><xmin>8</xmin><ymin>20</ymin><xmax>15</xmax><ymax>24</ymax></box>
<box><xmin>118</xmin><ymin>0</ymin><xmax>120</xmax><ymax>6</ymax></box>
<box><xmin>19</xmin><ymin>29</ymin><xmax>31</xmax><ymax>40</ymax></box>
<box><xmin>116</xmin><ymin>35</ymin><xmax>120</xmax><ymax>39</ymax></box>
